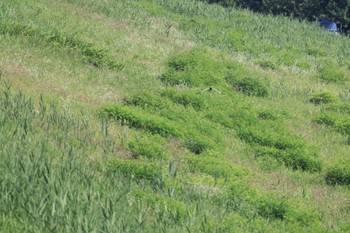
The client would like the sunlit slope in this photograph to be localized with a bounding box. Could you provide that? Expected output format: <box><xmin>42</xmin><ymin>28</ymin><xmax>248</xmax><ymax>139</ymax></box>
<box><xmin>0</xmin><ymin>0</ymin><xmax>349</xmax><ymax>232</ymax></box>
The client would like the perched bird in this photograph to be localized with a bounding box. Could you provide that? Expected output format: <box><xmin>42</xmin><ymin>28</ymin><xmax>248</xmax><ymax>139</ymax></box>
<box><xmin>200</xmin><ymin>86</ymin><xmax>221</xmax><ymax>94</ymax></box>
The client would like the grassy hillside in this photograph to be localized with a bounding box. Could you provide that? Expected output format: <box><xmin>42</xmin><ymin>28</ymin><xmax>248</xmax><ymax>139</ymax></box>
<box><xmin>1</xmin><ymin>0</ymin><xmax>349</xmax><ymax>232</ymax></box>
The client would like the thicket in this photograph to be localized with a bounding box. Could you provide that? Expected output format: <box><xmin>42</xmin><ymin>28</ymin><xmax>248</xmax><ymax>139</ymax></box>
<box><xmin>314</xmin><ymin>102</ymin><xmax>350</xmax><ymax>144</ymax></box>
<box><xmin>309</xmin><ymin>92</ymin><xmax>337</xmax><ymax>105</ymax></box>
<box><xmin>325</xmin><ymin>165</ymin><xmax>350</xmax><ymax>185</ymax></box>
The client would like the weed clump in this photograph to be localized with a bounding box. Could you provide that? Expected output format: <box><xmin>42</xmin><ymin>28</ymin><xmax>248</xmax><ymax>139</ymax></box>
<box><xmin>186</xmin><ymin>153</ymin><xmax>246</xmax><ymax>178</ymax></box>
<box><xmin>259</xmin><ymin>59</ymin><xmax>279</xmax><ymax>70</ymax></box>
<box><xmin>257</xmin><ymin>197</ymin><xmax>288</xmax><ymax>220</ymax></box>
<box><xmin>107</xmin><ymin>158</ymin><xmax>163</xmax><ymax>183</ymax></box>
<box><xmin>225</xmin><ymin>70</ymin><xmax>269</xmax><ymax>97</ymax></box>
<box><xmin>314</xmin><ymin>112</ymin><xmax>350</xmax><ymax>140</ymax></box>
<box><xmin>102</xmin><ymin>105</ymin><xmax>183</xmax><ymax>137</ymax></box>
<box><xmin>161</xmin><ymin>89</ymin><xmax>207</xmax><ymax>111</ymax></box>
<box><xmin>184</xmin><ymin>138</ymin><xmax>210</xmax><ymax>154</ymax></box>
<box><xmin>323</xmin><ymin>102</ymin><xmax>350</xmax><ymax>114</ymax></box>
<box><xmin>309</xmin><ymin>92</ymin><xmax>337</xmax><ymax>105</ymax></box>
<box><xmin>317</xmin><ymin>64</ymin><xmax>348</xmax><ymax>84</ymax></box>
<box><xmin>160</xmin><ymin>47</ymin><xmax>226</xmax><ymax>87</ymax></box>
<box><xmin>131</xmin><ymin>189</ymin><xmax>187</xmax><ymax>222</ymax></box>
<box><xmin>255</xmin><ymin>146</ymin><xmax>322</xmax><ymax>172</ymax></box>
<box><xmin>227</xmin><ymin>75</ymin><xmax>269</xmax><ymax>97</ymax></box>
<box><xmin>325</xmin><ymin>165</ymin><xmax>350</xmax><ymax>185</ymax></box>
<box><xmin>258</xmin><ymin>110</ymin><xmax>278</xmax><ymax>120</ymax></box>
<box><xmin>125</xmin><ymin>93</ymin><xmax>168</xmax><ymax>110</ymax></box>
<box><xmin>127</xmin><ymin>134</ymin><xmax>169</xmax><ymax>160</ymax></box>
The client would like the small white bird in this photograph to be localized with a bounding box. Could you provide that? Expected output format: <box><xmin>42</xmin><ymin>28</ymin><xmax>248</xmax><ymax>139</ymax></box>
<box><xmin>200</xmin><ymin>86</ymin><xmax>221</xmax><ymax>94</ymax></box>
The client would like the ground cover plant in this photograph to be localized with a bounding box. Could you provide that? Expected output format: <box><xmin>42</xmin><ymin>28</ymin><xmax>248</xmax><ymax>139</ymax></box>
<box><xmin>1</xmin><ymin>0</ymin><xmax>350</xmax><ymax>232</ymax></box>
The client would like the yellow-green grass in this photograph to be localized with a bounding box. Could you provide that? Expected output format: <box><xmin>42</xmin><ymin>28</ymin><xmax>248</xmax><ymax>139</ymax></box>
<box><xmin>1</xmin><ymin>0</ymin><xmax>350</xmax><ymax>232</ymax></box>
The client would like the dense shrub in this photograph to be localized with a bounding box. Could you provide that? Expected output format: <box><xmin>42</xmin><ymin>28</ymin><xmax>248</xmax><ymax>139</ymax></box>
<box><xmin>161</xmin><ymin>89</ymin><xmax>207</xmax><ymax>111</ymax></box>
<box><xmin>324</xmin><ymin>102</ymin><xmax>350</xmax><ymax>114</ymax></box>
<box><xmin>309</xmin><ymin>92</ymin><xmax>337</xmax><ymax>105</ymax></box>
<box><xmin>131</xmin><ymin>189</ymin><xmax>187</xmax><ymax>222</ymax></box>
<box><xmin>124</xmin><ymin>93</ymin><xmax>169</xmax><ymax>110</ymax></box>
<box><xmin>257</xmin><ymin>197</ymin><xmax>288</xmax><ymax>220</ymax></box>
<box><xmin>102</xmin><ymin>105</ymin><xmax>183</xmax><ymax>137</ymax></box>
<box><xmin>127</xmin><ymin>135</ymin><xmax>169</xmax><ymax>160</ymax></box>
<box><xmin>314</xmin><ymin>112</ymin><xmax>350</xmax><ymax>138</ymax></box>
<box><xmin>255</xmin><ymin>146</ymin><xmax>322</xmax><ymax>172</ymax></box>
<box><xmin>259</xmin><ymin>59</ymin><xmax>279</xmax><ymax>70</ymax></box>
<box><xmin>160</xmin><ymin>47</ymin><xmax>227</xmax><ymax>87</ymax></box>
<box><xmin>186</xmin><ymin>155</ymin><xmax>237</xmax><ymax>178</ymax></box>
<box><xmin>238</xmin><ymin>123</ymin><xmax>304</xmax><ymax>150</ymax></box>
<box><xmin>317</xmin><ymin>64</ymin><xmax>348</xmax><ymax>84</ymax></box>
<box><xmin>226</xmin><ymin>72</ymin><xmax>269</xmax><ymax>97</ymax></box>
<box><xmin>325</xmin><ymin>166</ymin><xmax>350</xmax><ymax>185</ymax></box>
<box><xmin>258</xmin><ymin>110</ymin><xmax>278</xmax><ymax>120</ymax></box>
<box><xmin>184</xmin><ymin>138</ymin><xmax>210</xmax><ymax>154</ymax></box>
<box><xmin>107</xmin><ymin>158</ymin><xmax>163</xmax><ymax>182</ymax></box>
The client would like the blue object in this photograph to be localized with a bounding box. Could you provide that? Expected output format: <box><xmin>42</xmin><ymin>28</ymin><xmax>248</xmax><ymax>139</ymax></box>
<box><xmin>317</xmin><ymin>20</ymin><xmax>339</xmax><ymax>32</ymax></box>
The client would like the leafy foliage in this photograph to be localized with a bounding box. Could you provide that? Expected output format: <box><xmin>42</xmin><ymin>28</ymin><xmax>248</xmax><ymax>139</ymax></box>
<box><xmin>160</xmin><ymin>47</ymin><xmax>227</xmax><ymax>87</ymax></box>
<box><xmin>226</xmin><ymin>72</ymin><xmax>269</xmax><ymax>97</ymax></box>
<box><xmin>314</xmin><ymin>111</ymin><xmax>350</xmax><ymax>140</ymax></box>
<box><xmin>127</xmin><ymin>134</ymin><xmax>170</xmax><ymax>160</ymax></box>
<box><xmin>325</xmin><ymin>165</ymin><xmax>350</xmax><ymax>185</ymax></box>
<box><xmin>102</xmin><ymin>105</ymin><xmax>183</xmax><ymax>137</ymax></box>
<box><xmin>317</xmin><ymin>63</ymin><xmax>348</xmax><ymax>84</ymax></box>
<box><xmin>309</xmin><ymin>92</ymin><xmax>338</xmax><ymax>105</ymax></box>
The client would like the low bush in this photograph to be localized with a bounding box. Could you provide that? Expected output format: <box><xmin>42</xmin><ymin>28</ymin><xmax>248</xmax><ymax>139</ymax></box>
<box><xmin>102</xmin><ymin>105</ymin><xmax>183</xmax><ymax>137</ymax></box>
<box><xmin>161</xmin><ymin>89</ymin><xmax>207</xmax><ymax>111</ymax></box>
<box><xmin>257</xmin><ymin>196</ymin><xmax>288</xmax><ymax>220</ymax></box>
<box><xmin>255</xmin><ymin>146</ymin><xmax>322</xmax><ymax>172</ymax></box>
<box><xmin>184</xmin><ymin>137</ymin><xmax>210</xmax><ymax>154</ymax></box>
<box><xmin>186</xmin><ymin>154</ymin><xmax>246</xmax><ymax>178</ymax></box>
<box><xmin>127</xmin><ymin>135</ymin><xmax>169</xmax><ymax>160</ymax></box>
<box><xmin>259</xmin><ymin>59</ymin><xmax>279</xmax><ymax>70</ymax></box>
<box><xmin>225</xmin><ymin>72</ymin><xmax>269</xmax><ymax>97</ymax></box>
<box><xmin>317</xmin><ymin>64</ymin><xmax>348</xmax><ymax>84</ymax></box>
<box><xmin>314</xmin><ymin>112</ymin><xmax>350</xmax><ymax>138</ymax></box>
<box><xmin>309</xmin><ymin>92</ymin><xmax>337</xmax><ymax>105</ymax></box>
<box><xmin>314</xmin><ymin>112</ymin><xmax>338</xmax><ymax>127</ymax></box>
<box><xmin>324</xmin><ymin>102</ymin><xmax>350</xmax><ymax>114</ymax></box>
<box><xmin>258</xmin><ymin>110</ymin><xmax>278</xmax><ymax>120</ymax></box>
<box><xmin>107</xmin><ymin>158</ymin><xmax>163</xmax><ymax>183</ymax></box>
<box><xmin>238</xmin><ymin>123</ymin><xmax>304</xmax><ymax>150</ymax></box>
<box><xmin>124</xmin><ymin>93</ymin><xmax>169</xmax><ymax>111</ymax></box>
<box><xmin>160</xmin><ymin>47</ymin><xmax>226</xmax><ymax>87</ymax></box>
<box><xmin>325</xmin><ymin>165</ymin><xmax>350</xmax><ymax>185</ymax></box>
<box><xmin>131</xmin><ymin>189</ymin><xmax>187</xmax><ymax>222</ymax></box>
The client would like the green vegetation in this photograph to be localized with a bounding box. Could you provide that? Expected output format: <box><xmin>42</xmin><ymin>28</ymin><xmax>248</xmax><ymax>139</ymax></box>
<box><xmin>1</xmin><ymin>0</ymin><xmax>350</xmax><ymax>232</ymax></box>
<box><xmin>325</xmin><ymin>165</ymin><xmax>350</xmax><ymax>185</ymax></box>
<box><xmin>317</xmin><ymin>63</ymin><xmax>349</xmax><ymax>84</ymax></box>
<box><xmin>310</xmin><ymin>92</ymin><xmax>338</xmax><ymax>105</ymax></box>
<box><xmin>203</xmin><ymin>0</ymin><xmax>350</xmax><ymax>34</ymax></box>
